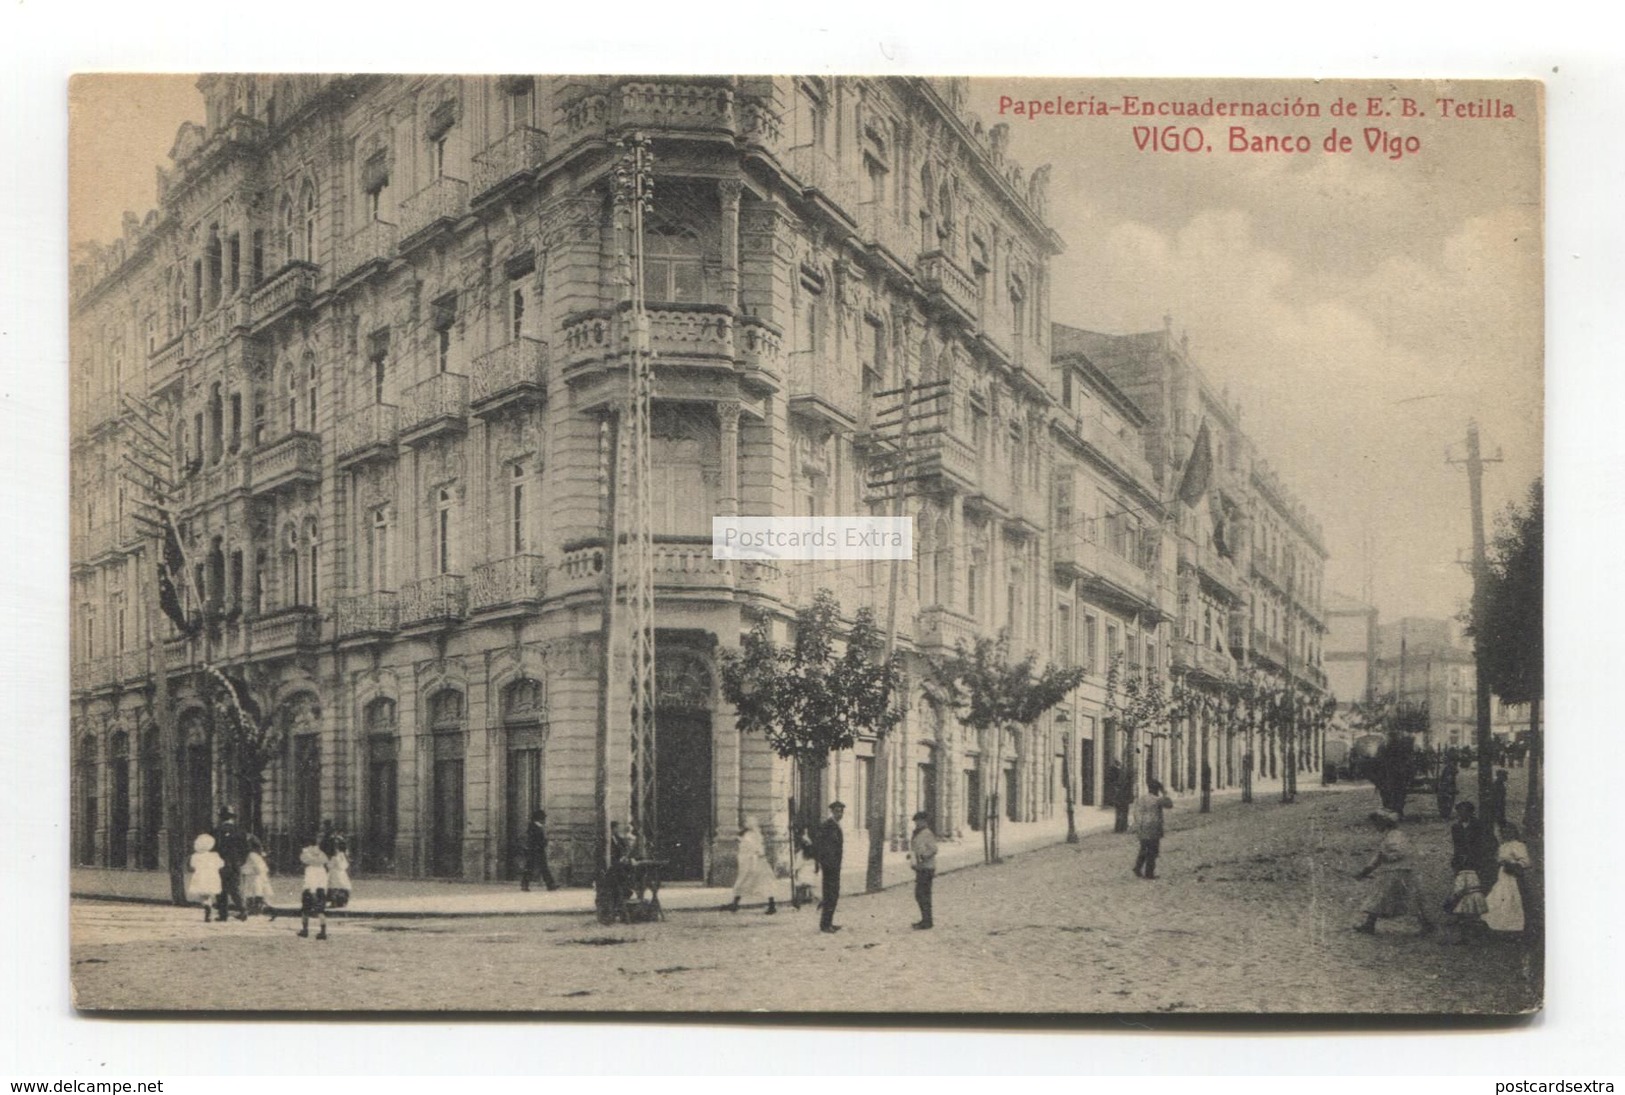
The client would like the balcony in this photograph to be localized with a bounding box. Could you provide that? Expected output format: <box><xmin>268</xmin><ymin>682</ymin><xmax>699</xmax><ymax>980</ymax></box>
<box><xmin>149</xmin><ymin>336</ymin><xmax>185</xmax><ymax>390</ymax></box>
<box><xmin>400</xmin><ymin>372</ymin><xmax>470</xmax><ymax>446</ymax></box>
<box><xmin>785</xmin><ymin>145</ymin><xmax>864</xmax><ymax>222</ymax></box>
<box><xmin>1251</xmin><ymin>629</ymin><xmax>1289</xmax><ymax>669</ymax></box>
<box><xmin>738</xmin><ymin>98</ymin><xmax>783</xmax><ymax>150</ymax></box>
<box><xmin>471</xmin><ymin>338</ymin><xmax>548</xmax><ymax>417</ymax></box>
<box><xmin>249</xmin><ymin>433</ymin><xmax>321</xmax><ymax>496</ymax></box>
<box><xmin>862</xmin><ymin>204</ymin><xmax>920</xmax><ymax>273</ymax></box>
<box><xmin>75</xmin><ymin>656</ymin><xmax>116</xmax><ymax>692</ymax></box>
<box><xmin>652</xmin><ymin>536</ymin><xmax>733</xmax><ymax>595</ymax></box>
<box><xmin>733</xmin><ymin>316</ymin><xmax>784</xmax><ymax>390</ymax></box>
<box><xmin>399</xmin><ymin>178</ymin><xmax>469</xmax><ymax>250</ymax></box>
<box><xmin>250</xmin><ymin>261</ymin><xmax>319</xmax><ymax>331</ymax></box>
<box><xmin>399</xmin><ymin>574</ymin><xmax>468</xmax><ymax>630</ymax></box>
<box><xmin>620</xmin><ymin>81</ymin><xmax>736</xmax><ymax>133</ymax></box>
<box><xmin>647</xmin><ymin>305</ymin><xmax>734</xmax><ymax>362</ymax></box>
<box><xmin>469</xmin><ymin>555</ymin><xmax>546</xmax><ymax>614</ymax></box>
<box><xmin>250</xmin><ymin>606</ymin><xmax>321</xmax><ymax>653</ymax></box>
<box><xmin>1175</xmin><ymin>638</ymin><xmax>1234</xmax><ymax>682</ymax></box>
<box><xmin>1060</xmin><ymin>410</ymin><xmax>1156</xmax><ymax>489</ymax></box>
<box><xmin>554</xmin><ymin>539</ymin><xmax>609</xmax><ymax>601</ymax></box>
<box><xmin>917</xmin><ymin>606</ymin><xmax>980</xmax><ymax>654</ymax></box>
<box><xmin>918</xmin><ymin>250</ymin><xmax>978</xmax><ymax>325</ymax></box>
<box><xmin>736</xmin><ymin>558</ymin><xmax>783</xmax><ymax>600</ymax></box>
<box><xmin>205</xmin><ymin>298</ymin><xmax>252</xmax><ymax>345</ymax></box>
<box><xmin>202</xmin><ymin>453</ymin><xmax>252</xmax><ymax>500</ymax></box>
<box><xmin>335</xmin><ymin>591</ymin><xmax>399</xmax><ymax>641</ymax></box>
<box><xmin>335</xmin><ymin>403</ymin><xmax>399</xmax><ymax>469</ymax></box>
<box><xmin>787</xmin><ymin>352</ymin><xmax>860</xmax><ymax>430</ymax></box>
<box><xmin>560</xmin><ymin>310</ymin><xmax>615</xmax><ymax>373</ymax></box>
<box><xmin>337</xmin><ymin>220</ymin><xmax>398</xmax><ymax>282</ymax></box>
<box><xmin>1072</xmin><ymin>539</ymin><xmax>1160</xmax><ymax>617</ymax></box>
<box><xmin>1179</xmin><ymin>538</ymin><xmax>1246</xmax><ymax>602</ymax></box>
<box><xmin>472</xmin><ymin>126</ymin><xmax>548</xmax><ymax>201</ymax></box>
<box><xmin>910</xmin><ymin>429</ymin><xmax>980</xmax><ymax>494</ymax></box>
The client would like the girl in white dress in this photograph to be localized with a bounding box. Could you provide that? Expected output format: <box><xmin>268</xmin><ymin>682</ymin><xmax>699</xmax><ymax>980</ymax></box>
<box><xmin>324</xmin><ymin>835</ymin><xmax>352</xmax><ymax>910</ymax></box>
<box><xmin>186</xmin><ymin>833</ymin><xmax>224</xmax><ymax>922</ymax></box>
<box><xmin>1482</xmin><ymin>822</ymin><xmax>1533</xmax><ymax>936</ymax></box>
<box><xmin>298</xmin><ymin>840</ymin><xmax>329</xmax><ymax>940</ymax></box>
<box><xmin>240</xmin><ymin>834</ymin><xmax>274</xmax><ymax>916</ymax></box>
<box><xmin>725</xmin><ymin>817</ymin><xmax>778</xmax><ymax>914</ymax></box>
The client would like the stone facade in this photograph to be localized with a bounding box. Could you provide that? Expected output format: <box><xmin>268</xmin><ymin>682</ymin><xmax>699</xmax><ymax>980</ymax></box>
<box><xmin>69</xmin><ymin>74</ymin><xmax>1328</xmax><ymax>883</ymax></box>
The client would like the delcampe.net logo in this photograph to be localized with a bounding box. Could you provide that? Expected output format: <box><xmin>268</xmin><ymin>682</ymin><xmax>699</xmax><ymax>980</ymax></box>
<box><xmin>711</xmin><ymin>516</ymin><xmax>915</xmax><ymax>561</ymax></box>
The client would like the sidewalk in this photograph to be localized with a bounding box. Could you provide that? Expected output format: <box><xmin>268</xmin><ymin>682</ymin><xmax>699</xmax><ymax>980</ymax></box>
<box><xmin>72</xmin><ymin>774</ymin><xmax>1349</xmax><ymax>918</ymax></box>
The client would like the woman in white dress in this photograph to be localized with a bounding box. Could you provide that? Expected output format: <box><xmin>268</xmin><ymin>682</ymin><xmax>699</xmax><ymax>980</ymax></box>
<box><xmin>1482</xmin><ymin>822</ymin><xmax>1533</xmax><ymax>936</ymax></box>
<box><xmin>724</xmin><ymin>817</ymin><xmax>777</xmax><ymax>914</ymax></box>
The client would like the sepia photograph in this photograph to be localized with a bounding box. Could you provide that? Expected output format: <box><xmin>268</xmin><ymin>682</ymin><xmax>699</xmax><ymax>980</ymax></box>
<box><xmin>66</xmin><ymin>73</ymin><xmax>1543</xmax><ymax>1015</ymax></box>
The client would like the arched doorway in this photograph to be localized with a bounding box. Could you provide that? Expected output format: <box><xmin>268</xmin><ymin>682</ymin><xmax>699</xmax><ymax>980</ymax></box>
<box><xmin>75</xmin><ymin>732</ymin><xmax>98</xmax><ymax>866</ymax></box>
<box><xmin>362</xmin><ymin>698</ymin><xmax>398</xmax><ymax>873</ymax></box>
<box><xmin>427</xmin><ymin>689</ymin><xmax>465</xmax><ymax>878</ymax></box>
<box><xmin>502</xmin><ymin>678</ymin><xmax>546</xmax><ymax>882</ymax></box>
<box><xmin>178</xmin><ymin>708</ymin><xmax>212</xmax><ymax>843</ymax></box>
<box><xmin>282</xmin><ymin>694</ymin><xmax>322</xmax><ymax>851</ymax></box>
<box><xmin>654</xmin><ymin>651</ymin><xmax>713</xmax><ymax>882</ymax></box>
<box><xmin>108</xmin><ymin>730</ymin><xmax>130</xmax><ymax>868</ymax></box>
<box><xmin>139</xmin><ymin>725</ymin><xmax>163</xmax><ymax>869</ymax></box>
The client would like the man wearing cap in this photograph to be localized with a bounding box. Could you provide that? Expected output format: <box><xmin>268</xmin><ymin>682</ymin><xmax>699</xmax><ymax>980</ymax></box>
<box><xmin>213</xmin><ymin>807</ymin><xmax>250</xmax><ymax>922</ymax></box>
<box><xmin>908</xmin><ymin>810</ymin><xmax>938</xmax><ymax>929</ymax></box>
<box><xmin>799</xmin><ymin>801</ymin><xmax>846</xmax><ymax>933</ymax></box>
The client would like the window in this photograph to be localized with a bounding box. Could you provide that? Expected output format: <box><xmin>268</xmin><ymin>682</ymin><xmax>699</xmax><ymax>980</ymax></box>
<box><xmin>432</xmin><ymin>295</ymin><xmax>456</xmax><ymax>373</ymax></box>
<box><xmin>510</xmin><ymin>463</ymin><xmax>528</xmax><ymax>554</ymax></box>
<box><xmin>368</xmin><ymin>328</ymin><xmax>390</xmax><ymax>404</ymax></box>
<box><xmin>363</xmin><ymin>150</ymin><xmax>389</xmax><ymax>221</ymax></box>
<box><xmin>511</xmin><ymin>287</ymin><xmax>525</xmax><ymax>341</ymax></box>
<box><xmin>286</xmin><ymin>368</ymin><xmax>298</xmax><ymax>432</ymax></box>
<box><xmin>436</xmin><ymin>487</ymin><xmax>454</xmax><ymax>575</ymax></box>
<box><xmin>253</xmin><ymin>549</ymin><xmax>267</xmax><ymax>615</ymax></box>
<box><xmin>433</xmin><ymin>135</ymin><xmax>448</xmax><ymax>179</ymax></box>
<box><xmin>646</xmin><ymin>224</ymin><xmax>704</xmax><ymax>304</ymax></box>
<box><xmin>228</xmin><ymin>233</ymin><xmax>241</xmax><ymax>295</ymax></box>
<box><xmin>252</xmin><ymin>400</ymin><xmax>267</xmax><ymax>447</ymax></box>
<box><xmin>229</xmin><ymin>549</ymin><xmax>243</xmax><ymax>611</ymax></box>
<box><xmin>228</xmin><ymin>393</ymin><xmax>242</xmax><ymax>453</ymax></box>
<box><xmin>1083</xmin><ymin>613</ymin><xmax>1098</xmax><ymax>673</ymax></box>
<box><xmin>306</xmin><ymin>354</ymin><xmax>318</xmax><ymax>430</ymax></box>
<box><xmin>280</xmin><ymin>197</ymin><xmax>295</xmax><ymax>265</ymax></box>
<box><xmin>504</xmin><ymin>77</ymin><xmax>535</xmax><ymax>130</ymax></box>
<box><xmin>1057</xmin><ymin>602</ymin><xmax>1073</xmax><ymax>666</ymax></box>
<box><xmin>368</xmin><ymin>506</ymin><xmax>392</xmax><ymax>592</ymax></box>
<box><xmin>1106</xmin><ymin>623</ymin><xmax>1121</xmax><ymax>666</ymax></box>
<box><xmin>302</xmin><ymin>185</ymin><xmax>316</xmax><ymax>262</ymax></box>
<box><xmin>283</xmin><ymin>525</ymin><xmax>300</xmax><ymax>607</ymax></box>
<box><xmin>251</xmin><ymin>230</ymin><xmax>264</xmax><ymax>285</ymax></box>
<box><xmin>305</xmin><ymin>519</ymin><xmax>320</xmax><ymax>605</ymax></box>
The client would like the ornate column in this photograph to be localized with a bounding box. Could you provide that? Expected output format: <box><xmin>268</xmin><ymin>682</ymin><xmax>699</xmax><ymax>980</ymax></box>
<box><xmin>717</xmin><ymin>401</ymin><xmax>741</xmax><ymax>518</ymax></box>
<box><xmin>717</xmin><ymin>179</ymin><xmax>743</xmax><ymax>308</ymax></box>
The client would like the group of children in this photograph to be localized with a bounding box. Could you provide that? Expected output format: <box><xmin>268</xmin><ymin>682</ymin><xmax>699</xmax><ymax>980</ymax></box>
<box><xmin>186</xmin><ymin>830</ymin><xmax>352</xmax><ymax>940</ymax></box>
<box><xmin>1355</xmin><ymin>805</ymin><xmax>1533</xmax><ymax>942</ymax></box>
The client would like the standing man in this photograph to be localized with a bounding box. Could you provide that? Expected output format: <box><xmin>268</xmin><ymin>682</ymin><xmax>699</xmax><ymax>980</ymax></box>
<box><xmin>213</xmin><ymin>807</ymin><xmax>250</xmax><ymax>922</ymax></box>
<box><xmin>907</xmin><ymin>810</ymin><xmax>938</xmax><ymax>930</ymax></box>
<box><xmin>1488</xmin><ymin>768</ymin><xmax>1510</xmax><ymax>828</ymax></box>
<box><xmin>1451</xmin><ymin>800</ymin><xmax>1499</xmax><ymax>890</ymax></box>
<box><xmin>1131</xmin><ymin>779</ymin><xmax>1175</xmax><ymax>880</ymax></box>
<box><xmin>1435</xmin><ymin>756</ymin><xmax>1460</xmax><ymax>820</ymax></box>
<box><xmin>521</xmin><ymin>809</ymin><xmax>558</xmax><ymax>892</ymax></box>
<box><xmin>799</xmin><ymin>801</ymin><xmax>845</xmax><ymax>933</ymax></box>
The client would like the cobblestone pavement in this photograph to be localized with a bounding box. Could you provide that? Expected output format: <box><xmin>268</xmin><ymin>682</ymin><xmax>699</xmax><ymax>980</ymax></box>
<box><xmin>71</xmin><ymin>779</ymin><xmax>1541</xmax><ymax>1014</ymax></box>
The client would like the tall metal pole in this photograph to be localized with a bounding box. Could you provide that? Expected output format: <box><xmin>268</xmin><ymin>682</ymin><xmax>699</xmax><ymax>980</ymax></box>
<box><xmin>1282</xmin><ymin>547</ymin><xmax>1297</xmax><ymax>803</ymax></box>
<box><xmin>1465</xmin><ymin>421</ymin><xmax>1496</xmax><ymax>809</ymax></box>
<box><xmin>869</xmin><ymin>375</ymin><xmax>912</xmax><ymax>893</ymax></box>
<box><xmin>594</xmin><ymin>412</ymin><xmax>620</xmax><ymax>921</ymax></box>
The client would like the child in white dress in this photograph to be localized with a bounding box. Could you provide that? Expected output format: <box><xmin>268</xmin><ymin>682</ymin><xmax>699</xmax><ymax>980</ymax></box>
<box><xmin>324</xmin><ymin>835</ymin><xmax>352</xmax><ymax>910</ymax></box>
<box><xmin>240</xmin><ymin>834</ymin><xmax>274</xmax><ymax>916</ymax></box>
<box><xmin>186</xmin><ymin>833</ymin><xmax>224</xmax><ymax>922</ymax></box>
<box><xmin>299</xmin><ymin>840</ymin><xmax>329</xmax><ymax>940</ymax></box>
<box><xmin>1482</xmin><ymin>823</ymin><xmax>1533</xmax><ymax>937</ymax></box>
<box><xmin>1443</xmin><ymin>868</ymin><xmax>1490</xmax><ymax>943</ymax></box>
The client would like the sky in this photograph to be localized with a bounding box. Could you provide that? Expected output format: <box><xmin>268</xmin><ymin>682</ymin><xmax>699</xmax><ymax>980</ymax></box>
<box><xmin>966</xmin><ymin>78</ymin><xmax>1543</xmax><ymax>622</ymax></box>
<box><xmin>68</xmin><ymin>75</ymin><xmax>1543</xmax><ymax>623</ymax></box>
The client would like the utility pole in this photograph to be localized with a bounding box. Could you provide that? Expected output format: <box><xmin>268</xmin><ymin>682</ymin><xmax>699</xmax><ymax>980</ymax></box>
<box><xmin>1282</xmin><ymin>546</ymin><xmax>1296</xmax><ymax>804</ymax></box>
<box><xmin>1450</xmin><ymin>420</ymin><xmax>1501</xmax><ymax>809</ymax></box>
<box><xmin>865</xmin><ymin>376</ymin><xmax>947</xmax><ymax>891</ymax></box>
<box><xmin>120</xmin><ymin>394</ymin><xmax>187</xmax><ymax>903</ymax></box>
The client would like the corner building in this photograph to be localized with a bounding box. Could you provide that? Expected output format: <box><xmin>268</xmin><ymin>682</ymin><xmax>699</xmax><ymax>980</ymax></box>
<box><xmin>71</xmin><ymin>75</ymin><xmax>1078</xmax><ymax>883</ymax></box>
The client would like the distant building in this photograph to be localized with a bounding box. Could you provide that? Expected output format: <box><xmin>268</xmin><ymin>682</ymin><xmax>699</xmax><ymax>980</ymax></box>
<box><xmin>1372</xmin><ymin>617</ymin><xmax>1476</xmax><ymax>749</ymax></box>
<box><xmin>1323</xmin><ymin>590</ymin><xmax>1378</xmax><ymax>710</ymax></box>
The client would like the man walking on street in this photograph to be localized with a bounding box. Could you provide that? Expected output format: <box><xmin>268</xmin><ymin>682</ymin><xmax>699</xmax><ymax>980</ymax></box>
<box><xmin>521</xmin><ymin>809</ymin><xmax>558</xmax><ymax>892</ymax></box>
<box><xmin>213</xmin><ymin>807</ymin><xmax>249</xmax><ymax>922</ymax></box>
<box><xmin>1131</xmin><ymin>779</ymin><xmax>1175</xmax><ymax>880</ymax></box>
<box><xmin>799</xmin><ymin>801</ymin><xmax>845</xmax><ymax>933</ymax></box>
<box><xmin>908</xmin><ymin>810</ymin><xmax>938</xmax><ymax>930</ymax></box>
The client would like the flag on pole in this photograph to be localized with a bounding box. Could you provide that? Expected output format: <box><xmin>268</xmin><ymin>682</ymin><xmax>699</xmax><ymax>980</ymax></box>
<box><xmin>157</xmin><ymin>513</ymin><xmax>200</xmax><ymax>638</ymax></box>
<box><xmin>1176</xmin><ymin>420</ymin><xmax>1213</xmax><ymax>506</ymax></box>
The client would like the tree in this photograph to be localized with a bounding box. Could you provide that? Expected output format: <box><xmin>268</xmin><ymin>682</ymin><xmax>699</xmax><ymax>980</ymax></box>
<box><xmin>719</xmin><ymin>590</ymin><xmax>902</xmax><ymax>891</ymax></box>
<box><xmin>1475</xmin><ymin>478</ymin><xmax>1543</xmax><ymax>837</ymax></box>
<box><xmin>1099</xmin><ymin>653</ymin><xmax>1171</xmax><ymax>833</ymax></box>
<box><xmin>206</xmin><ymin>664</ymin><xmax>286</xmax><ymax>837</ymax></box>
<box><xmin>930</xmin><ymin>633</ymin><xmax>1086</xmax><ymax>864</ymax></box>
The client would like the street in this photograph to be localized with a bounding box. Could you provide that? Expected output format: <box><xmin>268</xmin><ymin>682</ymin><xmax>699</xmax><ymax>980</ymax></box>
<box><xmin>70</xmin><ymin>780</ymin><xmax>1541</xmax><ymax>1014</ymax></box>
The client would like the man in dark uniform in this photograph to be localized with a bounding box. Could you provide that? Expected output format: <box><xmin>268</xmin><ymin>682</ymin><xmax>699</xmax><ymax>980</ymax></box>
<box><xmin>799</xmin><ymin>801</ymin><xmax>845</xmax><ymax>933</ymax></box>
<box><xmin>521</xmin><ymin>808</ymin><xmax>558</xmax><ymax>892</ymax></box>
<box><xmin>213</xmin><ymin>807</ymin><xmax>250</xmax><ymax>922</ymax></box>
